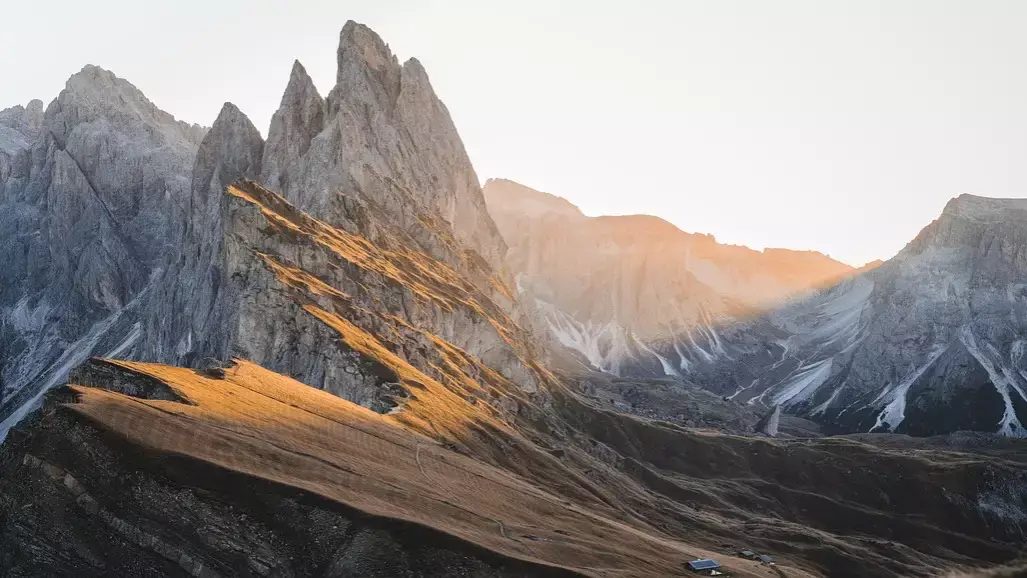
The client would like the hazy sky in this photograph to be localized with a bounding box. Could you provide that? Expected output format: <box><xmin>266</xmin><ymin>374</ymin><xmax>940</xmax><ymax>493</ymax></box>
<box><xmin>3</xmin><ymin>1</ymin><xmax>1026</xmax><ymax>266</ymax></box>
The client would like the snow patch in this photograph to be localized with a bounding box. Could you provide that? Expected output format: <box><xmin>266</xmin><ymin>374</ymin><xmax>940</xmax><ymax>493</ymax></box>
<box><xmin>671</xmin><ymin>338</ymin><xmax>692</xmax><ymax>372</ymax></box>
<box><xmin>698</xmin><ymin>307</ymin><xmax>728</xmax><ymax>356</ymax></box>
<box><xmin>634</xmin><ymin>332</ymin><xmax>681</xmax><ymax>377</ymax></box>
<box><xmin>537</xmin><ymin>299</ymin><xmax>631</xmax><ymax>376</ymax></box>
<box><xmin>772</xmin><ymin>358</ymin><xmax>833</xmax><ymax>406</ymax></box>
<box><xmin>728</xmin><ymin>378</ymin><xmax>758</xmax><ymax>401</ymax></box>
<box><xmin>104</xmin><ymin>322</ymin><xmax>142</xmax><ymax>359</ymax></box>
<box><xmin>0</xmin><ymin>272</ymin><xmax>161</xmax><ymax>443</ymax></box>
<box><xmin>684</xmin><ymin>328</ymin><xmax>715</xmax><ymax>362</ymax></box>
<box><xmin>871</xmin><ymin>345</ymin><xmax>949</xmax><ymax>432</ymax></box>
<box><xmin>810</xmin><ymin>383</ymin><xmax>845</xmax><ymax>416</ymax></box>
<box><xmin>960</xmin><ymin>328</ymin><xmax>1027</xmax><ymax>437</ymax></box>
<box><xmin>5</xmin><ymin>298</ymin><xmax>51</xmax><ymax>334</ymax></box>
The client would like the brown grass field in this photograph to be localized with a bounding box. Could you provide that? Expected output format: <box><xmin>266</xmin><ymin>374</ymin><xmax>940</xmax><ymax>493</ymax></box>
<box><xmin>63</xmin><ymin>359</ymin><xmax>808</xmax><ymax>578</ymax></box>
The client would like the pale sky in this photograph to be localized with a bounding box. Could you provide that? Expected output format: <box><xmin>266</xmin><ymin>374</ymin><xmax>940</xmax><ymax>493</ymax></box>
<box><xmin>3</xmin><ymin>0</ymin><xmax>1027</xmax><ymax>266</ymax></box>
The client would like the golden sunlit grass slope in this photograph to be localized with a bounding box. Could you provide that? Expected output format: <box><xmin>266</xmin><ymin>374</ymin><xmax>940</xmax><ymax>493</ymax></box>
<box><xmin>62</xmin><ymin>358</ymin><xmax>789</xmax><ymax>578</ymax></box>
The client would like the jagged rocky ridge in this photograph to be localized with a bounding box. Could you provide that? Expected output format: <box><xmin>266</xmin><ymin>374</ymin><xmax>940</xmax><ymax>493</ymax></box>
<box><xmin>0</xmin><ymin>20</ymin><xmax>1024</xmax><ymax>578</ymax></box>
<box><xmin>0</xmin><ymin>67</ymin><xmax>207</xmax><ymax>436</ymax></box>
<box><xmin>260</xmin><ymin>27</ymin><xmax>506</xmax><ymax>274</ymax></box>
<box><xmin>0</xmin><ymin>99</ymin><xmax>43</xmax><ymax>162</ymax></box>
<box><xmin>0</xmin><ymin>23</ymin><xmax>516</xmax><ymax>437</ymax></box>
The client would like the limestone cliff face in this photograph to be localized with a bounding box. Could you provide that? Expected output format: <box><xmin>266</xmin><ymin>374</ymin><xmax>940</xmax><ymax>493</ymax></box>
<box><xmin>194</xmin><ymin>179</ymin><xmax>542</xmax><ymax>409</ymax></box>
<box><xmin>2</xmin><ymin>66</ymin><xmax>204</xmax><ymax>313</ymax></box>
<box><xmin>0</xmin><ymin>99</ymin><xmax>43</xmax><ymax>161</ymax></box>
<box><xmin>138</xmin><ymin>102</ymin><xmax>265</xmax><ymax>364</ymax></box>
<box><xmin>137</xmin><ymin>24</ymin><xmax>537</xmax><ymax>406</ymax></box>
<box><xmin>484</xmin><ymin>178</ymin><xmax>853</xmax><ymax>375</ymax></box>
<box><xmin>261</xmin><ymin>22</ymin><xmax>506</xmax><ymax>277</ymax></box>
<box><xmin>260</xmin><ymin>61</ymin><xmax>325</xmax><ymax>194</ymax></box>
<box><xmin>0</xmin><ymin>67</ymin><xmax>205</xmax><ymax>435</ymax></box>
<box><xmin>0</xmin><ymin>22</ymin><xmax>529</xmax><ymax>438</ymax></box>
<box><xmin>0</xmin><ymin>99</ymin><xmax>44</xmax><ymax>282</ymax></box>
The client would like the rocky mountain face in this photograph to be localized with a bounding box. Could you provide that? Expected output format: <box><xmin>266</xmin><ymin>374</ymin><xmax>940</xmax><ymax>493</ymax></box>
<box><xmin>483</xmin><ymin>178</ymin><xmax>852</xmax><ymax>376</ymax></box>
<box><xmin>0</xmin><ymin>67</ymin><xmax>206</xmax><ymax>435</ymax></box>
<box><xmin>661</xmin><ymin>194</ymin><xmax>1027</xmax><ymax>437</ymax></box>
<box><xmin>0</xmin><ymin>23</ymin><xmax>518</xmax><ymax>439</ymax></box>
<box><xmin>260</xmin><ymin>24</ymin><xmax>506</xmax><ymax>275</ymax></box>
<box><xmin>0</xmin><ymin>99</ymin><xmax>43</xmax><ymax>161</ymax></box>
<box><xmin>487</xmin><ymin>179</ymin><xmax>1027</xmax><ymax>438</ymax></box>
<box><xmin>0</xmin><ymin>20</ymin><xmax>1025</xmax><ymax>578</ymax></box>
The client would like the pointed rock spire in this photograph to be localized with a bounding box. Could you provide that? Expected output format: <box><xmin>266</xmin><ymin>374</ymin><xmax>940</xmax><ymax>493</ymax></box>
<box><xmin>255</xmin><ymin>21</ymin><xmax>507</xmax><ymax>275</ymax></box>
<box><xmin>327</xmin><ymin>20</ymin><xmax>403</xmax><ymax>121</ymax></box>
<box><xmin>24</xmin><ymin>99</ymin><xmax>44</xmax><ymax>122</ymax></box>
<box><xmin>336</xmin><ymin>20</ymin><xmax>400</xmax><ymax>83</ymax></box>
<box><xmin>261</xmin><ymin>60</ymin><xmax>325</xmax><ymax>192</ymax></box>
<box><xmin>0</xmin><ymin>99</ymin><xmax>44</xmax><ymax>142</ymax></box>
<box><xmin>155</xmin><ymin>102</ymin><xmax>264</xmax><ymax>366</ymax></box>
<box><xmin>192</xmin><ymin>102</ymin><xmax>264</xmax><ymax>218</ymax></box>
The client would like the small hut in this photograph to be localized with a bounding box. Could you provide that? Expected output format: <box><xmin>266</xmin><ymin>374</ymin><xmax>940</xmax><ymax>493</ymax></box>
<box><xmin>686</xmin><ymin>558</ymin><xmax>722</xmax><ymax>573</ymax></box>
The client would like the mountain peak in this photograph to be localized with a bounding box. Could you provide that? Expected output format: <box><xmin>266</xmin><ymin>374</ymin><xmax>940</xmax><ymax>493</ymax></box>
<box><xmin>941</xmin><ymin>193</ymin><xmax>1027</xmax><ymax>222</ymax></box>
<box><xmin>1</xmin><ymin>99</ymin><xmax>44</xmax><ymax>123</ymax></box>
<box><xmin>54</xmin><ymin>65</ymin><xmax>206</xmax><ymax>146</ymax></box>
<box><xmin>282</xmin><ymin>59</ymin><xmax>322</xmax><ymax>106</ymax></box>
<box><xmin>261</xmin><ymin>59</ymin><xmax>326</xmax><ymax>192</ymax></box>
<box><xmin>65</xmin><ymin>64</ymin><xmax>134</xmax><ymax>97</ymax></box>
<box><xmin>483</xmin><ymin>178</ymin><xmax>584</xmax><ymax>219</ymax></box>
<box><xmin>289</xmin><ymin>59</ymin><xmax>310</xmax><ymax>83</ymax></box>
<box><xmin>191</xmin><ymin>101</ymin><xmax>264</xmax><ymax>220</ymax></box>
<box><xmin>211</xmin><ymin>102</ymin><xmax>251</xmax><ymax>128</ymax></box>
<box><xmin>337</xmin><ymin>20</ymin><xmax>398</xmax><ymax>83</ymax></box>
<box><xmin>0</xmin><ymin>99</ymin><xmax>45</xmax><ymax>152</ymax></box>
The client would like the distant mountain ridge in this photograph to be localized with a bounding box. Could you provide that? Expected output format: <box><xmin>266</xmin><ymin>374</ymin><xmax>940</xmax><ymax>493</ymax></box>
<box><xmin>488</xmin><ymin>178</ymin><xmax>1027</xmax><ymax>437</ymax></box>
<box><xmin>484</xmin><ymin>178</ymin><xmax>853</xmax><ymax>375</ymax></box>
<box><xmin>667</xmin><ymin>192</ymin><xmax>1027</xmax><ymax>437</ymax></box>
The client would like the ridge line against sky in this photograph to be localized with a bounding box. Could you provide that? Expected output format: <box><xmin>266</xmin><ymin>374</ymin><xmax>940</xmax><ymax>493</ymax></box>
<box><xmin>4</xmin><ymin>0</ymin><xmax>1027</xmax><ymax>267</ymax></box>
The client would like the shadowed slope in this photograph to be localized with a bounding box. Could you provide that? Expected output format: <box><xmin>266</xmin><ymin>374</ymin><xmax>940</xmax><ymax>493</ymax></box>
<box><xmin>671</xmin><ymin>194</ymin><xmax>1027</xmax><ymax>437</ymax></box>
